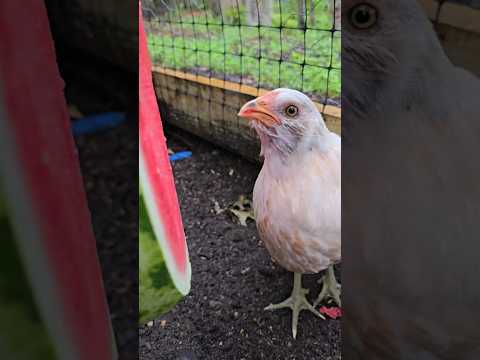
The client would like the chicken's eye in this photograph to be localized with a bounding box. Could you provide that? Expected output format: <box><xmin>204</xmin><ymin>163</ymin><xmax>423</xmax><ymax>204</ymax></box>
<box><xmin>349</xmin><ymin>3</ymin><xmax>378</xmax><ymax>30</ymax></box>
<box><xmin>285</xmin><ymin>105</ymin><xmax>298</xmax><ymax>117</ymax></box>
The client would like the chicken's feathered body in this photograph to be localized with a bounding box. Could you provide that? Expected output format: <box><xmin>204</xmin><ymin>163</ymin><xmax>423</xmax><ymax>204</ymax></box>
<box><xmin>254</xmin><ymin>132</ymin><xmax>341</xmax><ymax>274</ymax></box>
<box><xmin>238</xmin><ymin>88</ymin><xmax>341</xmax><ymax>338</ymax></box>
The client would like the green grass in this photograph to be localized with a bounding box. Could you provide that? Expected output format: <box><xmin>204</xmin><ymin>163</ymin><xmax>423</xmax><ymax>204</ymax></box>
<box><xmin>146</xmin><ymin>2</ymin><xmax>340</xmax><ymax>100</ymax></box>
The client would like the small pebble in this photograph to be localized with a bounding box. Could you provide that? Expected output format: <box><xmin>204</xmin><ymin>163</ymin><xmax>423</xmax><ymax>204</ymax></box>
<box><xmin>209</xmin><ymin>300</ymin><xmax>222</xmax><ymax>309</ymax></box>
<box><xmin>241</xmin><ymin>267</ymin><xmax>250</xmax><ymax>274</ymax></box>
<box><xmin>146</xmin><ymin>321</ymin><xmax>153</xmax><ymax>327</ymax></box>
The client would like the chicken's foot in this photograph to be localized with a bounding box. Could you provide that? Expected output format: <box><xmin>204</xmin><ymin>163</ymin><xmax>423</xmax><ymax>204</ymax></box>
<box><xmin>314</xmin><ymin>265</ymin><xmax>341</xmax><ymax>307</ymax></box>
<box><xmin>264</xmin><ymin>272</ymin><xmax>324</xmax><ymax>339</ymax></box>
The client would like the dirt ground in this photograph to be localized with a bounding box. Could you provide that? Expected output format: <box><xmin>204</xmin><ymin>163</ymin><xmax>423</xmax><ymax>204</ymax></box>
<box><xmin>139</xmin><ymin>127</ymin><xmax>341</xmax><ymax>360</ymax></box>
<box><xmin>75</xmin><ymin>121</ymin><xmax>138</xmax><ymax>359</ymax></box>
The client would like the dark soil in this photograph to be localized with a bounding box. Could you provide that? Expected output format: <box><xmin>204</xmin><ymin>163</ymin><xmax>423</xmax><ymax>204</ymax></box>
<box><xmin>139</xmin><ymin>127</ymin><xmax>341</xmax><ymax>360</ymax></box>
<box><xmin>75</xmin><ymin>122</ymin><xmax>138</xmax><ymax>360</ymax></box>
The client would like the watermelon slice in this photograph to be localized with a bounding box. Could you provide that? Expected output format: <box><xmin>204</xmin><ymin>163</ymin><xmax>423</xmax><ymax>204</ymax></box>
<box><xmin>0</xmin><ymin>1</ymin><xmax>116</xmax><ymax>359</ymax></box>
<box><xmin>139</xmin><ymin>2</ymin><xmax>191</xmax><ymax>324</ymax></box>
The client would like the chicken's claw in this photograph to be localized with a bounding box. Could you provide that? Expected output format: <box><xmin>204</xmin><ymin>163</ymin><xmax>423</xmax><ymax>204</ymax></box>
<box><xmin>314</xmin><ymin>265</ymin><xmax>341</xmax><ymax>308</ymax></box>
<box><xmin>265</xmin><ymin>272</ymin><xmax>325</xmax><ymax>339</ymax></box>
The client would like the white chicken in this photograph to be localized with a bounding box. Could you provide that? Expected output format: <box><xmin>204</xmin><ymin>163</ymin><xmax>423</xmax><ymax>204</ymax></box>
<box><xmin>238</xmin><ymin>88</ymin><xmax>341</xmax><ymax>338</ymax></box>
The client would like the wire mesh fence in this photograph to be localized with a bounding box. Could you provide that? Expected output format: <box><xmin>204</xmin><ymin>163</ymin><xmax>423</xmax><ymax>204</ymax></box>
<box><xmin>143</xmin><ymin>0</ymin><xmax>341</xmax><ymax>160</ymax></box>
<box><xmin>144</xmin><ymin>0</ymin><xmax>341</xmax><ymax>104</ymax></box>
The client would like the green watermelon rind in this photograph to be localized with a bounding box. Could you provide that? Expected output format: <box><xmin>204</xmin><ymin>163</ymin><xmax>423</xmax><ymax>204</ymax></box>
<box><xmin>0</xmin><ymin>192</ymin><xmax>56</xmax><ymax>359</ymax></box>
<box><xmin>139</xmin><ymin>189</ymin><xmax>183</xmax><ymax>324</ymax></box>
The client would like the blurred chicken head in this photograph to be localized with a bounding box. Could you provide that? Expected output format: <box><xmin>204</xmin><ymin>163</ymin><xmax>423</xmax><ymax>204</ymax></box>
<box><xmin>342</xmin><ymin>0</ymin><xmax>448</xmax><ymax>121</ymax></box>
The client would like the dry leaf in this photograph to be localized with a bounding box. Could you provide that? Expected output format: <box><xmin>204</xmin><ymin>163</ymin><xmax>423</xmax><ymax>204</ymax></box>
<box><xmin>228</xmin><ymin>195</ymin><xmax>255</xmax><ymax>226</ymax></box>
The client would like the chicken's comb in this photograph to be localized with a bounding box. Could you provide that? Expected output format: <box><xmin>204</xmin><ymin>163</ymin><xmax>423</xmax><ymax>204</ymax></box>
<box><xmin>257</xmin><ymin>89</ymin><xmax>280</xmax><ymax>105</ymax></box>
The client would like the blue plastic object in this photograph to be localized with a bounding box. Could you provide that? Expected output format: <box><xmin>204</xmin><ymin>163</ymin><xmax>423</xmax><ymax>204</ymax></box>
<box><xmin>169</xmin><ymin>151</ymin><xmax>192</xmax><ymax>162</ymax></box>
<box><xmin>72</xmin><ymin>112</ymin><xmax>126</xmax><ymax>136</ymax></box>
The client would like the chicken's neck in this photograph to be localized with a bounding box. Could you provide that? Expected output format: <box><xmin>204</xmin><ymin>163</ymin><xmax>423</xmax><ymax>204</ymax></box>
<box><xmin>260</xmin><ymin>123</ymin><xmax>329</xmax><ymax>176</ymax></box>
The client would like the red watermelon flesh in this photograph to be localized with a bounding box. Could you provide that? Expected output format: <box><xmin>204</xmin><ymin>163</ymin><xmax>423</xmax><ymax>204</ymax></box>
<box><xmin>0</xmin><ymin>1</ymin><xmax>116</xmax><ymax>359</ymax></box>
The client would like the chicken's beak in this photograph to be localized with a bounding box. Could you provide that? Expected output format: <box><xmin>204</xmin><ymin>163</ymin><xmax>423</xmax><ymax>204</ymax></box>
<box><xmin>238</xmin><ymin>99</ymin><xmax>279</xmax><ymax>126</ymax></box>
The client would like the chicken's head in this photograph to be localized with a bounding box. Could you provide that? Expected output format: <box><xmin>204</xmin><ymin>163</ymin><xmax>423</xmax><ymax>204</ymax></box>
<box><xmin>238</xmin><ymin>88</ymin><xmax>327</xmax><ymax>158</ymax></box>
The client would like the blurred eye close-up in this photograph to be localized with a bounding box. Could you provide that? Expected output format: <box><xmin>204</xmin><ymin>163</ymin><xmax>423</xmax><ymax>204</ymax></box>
<box><xmin>349</xmin><ymin>3</ymin><xmax>378</xmax><ymax>29</ymax></box>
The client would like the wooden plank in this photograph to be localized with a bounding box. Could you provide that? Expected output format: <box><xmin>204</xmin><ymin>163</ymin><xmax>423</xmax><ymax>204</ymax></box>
<box><xmin>418</xmin><ymin>0</ymin><xmax>480</xmax><ymax>34</ymax></box>
<box><xmin>152</xmin><ymin>71</ymin><xmax>341</xmax><ymax>162</ymax></box>
<box><xmin>418</xmin><ymin>0</ymin><xmax>480</xmax><ymax>75</ymax></box>
<box><xmin>439</xmin><ymin>2</ymin><xmax>480</xmax><ymax>34</ymax></box>
<box><xmin>152</xmin><ymin>65</ymin><xmax>342</xmax><ymax>120</ymax></box>
<box><xmin>436</xmin><ymin>22</ymin><xmax>480</xmax><ymax>75</ymax></box>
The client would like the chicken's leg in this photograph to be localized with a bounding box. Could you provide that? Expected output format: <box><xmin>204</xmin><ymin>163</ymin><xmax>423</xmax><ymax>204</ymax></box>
<box><xmin>265</xmin><ymin>272</ymin><xmax>325</xmax><ymax>338</ymax></box>
<box><xmin>314</xmin><ymin>265</ymin><xmax>341</xmax><ymax>307</ymax></box>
